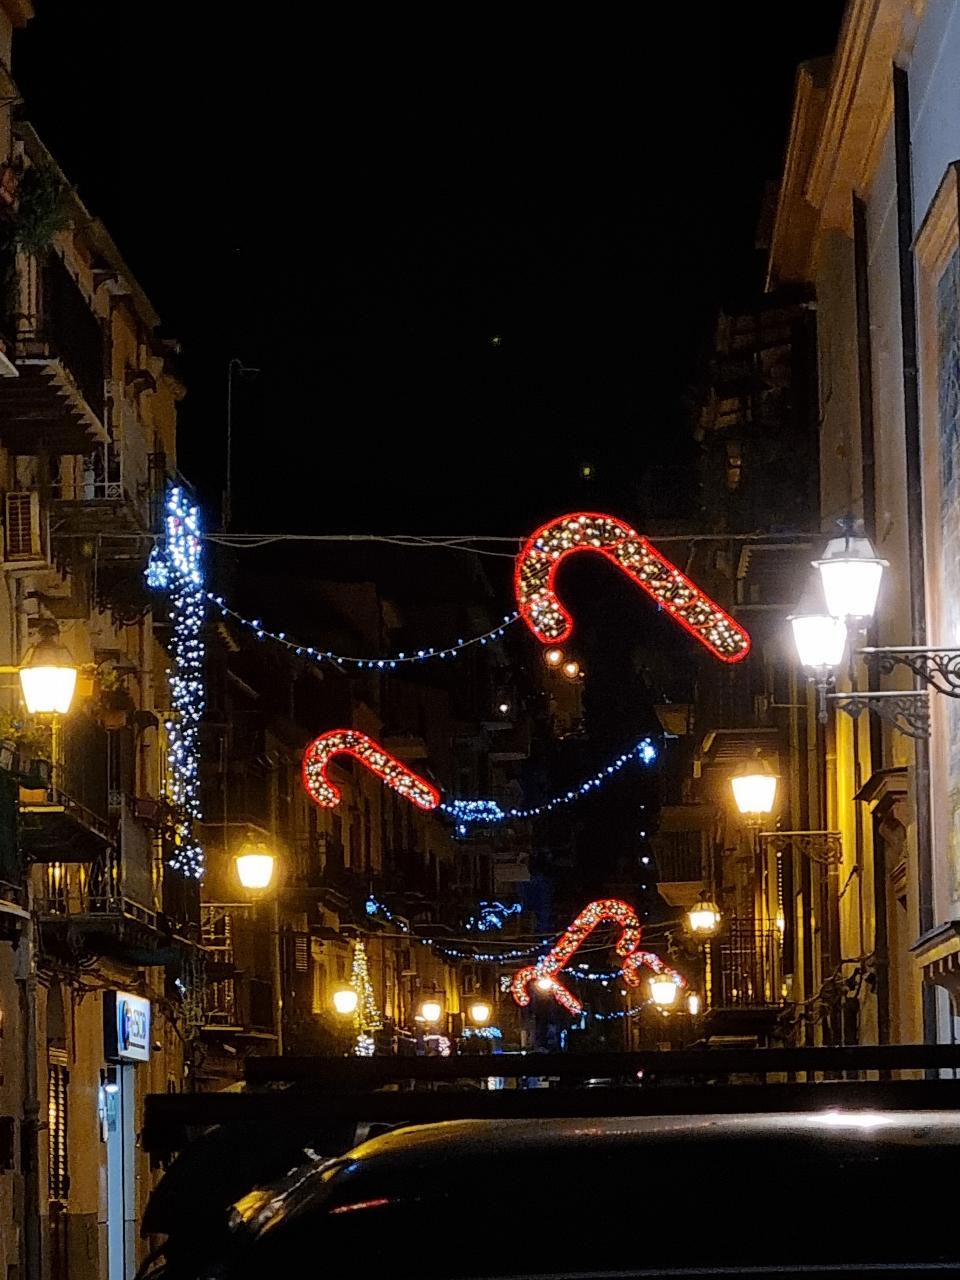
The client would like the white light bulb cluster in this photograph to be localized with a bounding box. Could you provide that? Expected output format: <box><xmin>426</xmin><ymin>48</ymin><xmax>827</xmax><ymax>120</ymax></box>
<box><xmin>147</xmin><ymin>486</ymin><xmax>206</xmax><ymax>879</ymax></box>
<box><xmin>350</xmin><ymin>938</ymin><xmax>382</xmax><ymax>1056</ymax></box>
<box><xmin>441</xmin><ymin>737</ymin><xmax>658</xmax><ymax>835</ymax></box>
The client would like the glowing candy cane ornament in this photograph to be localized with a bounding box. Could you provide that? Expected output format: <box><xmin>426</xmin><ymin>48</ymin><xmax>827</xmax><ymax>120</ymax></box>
<box><xmin>511</xmin><ymin>897</ymin><xmax>684</xmax><ymax>1016</ymax></box>
<box><xmin>302</xmin><ymin>729</ymin><xmax>440</xmax><ymax>812</ymax></box>
<box><xmin>515</xmin><ymin>512</ymin><xmax>750</xmax><ymax>663</ymax></box>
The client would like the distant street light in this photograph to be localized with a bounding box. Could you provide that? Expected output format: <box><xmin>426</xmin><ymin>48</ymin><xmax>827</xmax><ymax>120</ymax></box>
<box><xmin>544</xmin><ymin>647</ymin><xmax>565</xmax><ymax>669</ymax></box>
<box><xmin>419</xmin><ymin>997</ymin><xmax>443</xmax><ymax>1025</ymax></box>
<box><xmin>648</xmin><ymin>976</ymin><xmax>679</xmax><ymax>1009</ymax></box>
<box><xmin>562</xmin><ymin>659</ymin><xmax>581</xmax><ymax>681</ymax></box>
<box><xmin>19</xmin><ymin>621</ymin><xmax>78</xmax><ymax>715</ymax></box>
<box><xmin>731</xmin><ymin>755</ymin><xmax>778</xmax><ymax>822</ymax></box>
<box><xmin>332</xmin><ymin>986</ymin><xmax>358</xmax><ymax>1017</ymax></box>
<box><xmin>686</xmin><ymin>893</ymin><xmax>721</xmax><ymax>938</ymax></box>
<box><xmin>468</xmin><ymin>1000</ymin><xmax>492</xmax><ymax>1026</ymax></box>
<box><xmin>686</xmin><ymin>992</ymin><xmax>702</xmax><ymax>1017</ymax></box>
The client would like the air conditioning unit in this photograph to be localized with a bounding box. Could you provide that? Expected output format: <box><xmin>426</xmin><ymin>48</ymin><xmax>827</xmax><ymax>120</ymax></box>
<box><xmin>2</xmin><ymin>491</ymin><xmax>47</xmax><ymax>566</ymax></box>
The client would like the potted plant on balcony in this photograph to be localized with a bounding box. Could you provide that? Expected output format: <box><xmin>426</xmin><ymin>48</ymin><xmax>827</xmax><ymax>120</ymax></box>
<box><xmin>96</xmin><ymin>668</ymin><xmax>134</xmax><ymax>731</ymax></box>
<box><xmin>0</xmin><ymin>712</ymin><xmax>53</xmax><ymax>797</ymax></box>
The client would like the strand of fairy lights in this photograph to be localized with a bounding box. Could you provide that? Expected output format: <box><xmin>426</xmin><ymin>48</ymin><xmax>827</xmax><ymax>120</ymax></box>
<box><xmin>146</xmin><ymin>486</ymin><xmax>206</xmax><ymax>879</ymax></box>
<box><xmin>441</xmin><ymin>738</ymin><xmax>658</xmax><ymax>835</ymax></box>
<box><xmin>207</xmin><ymin>593</ymin><xmax>519</xmax><ymax>667</ymax></box>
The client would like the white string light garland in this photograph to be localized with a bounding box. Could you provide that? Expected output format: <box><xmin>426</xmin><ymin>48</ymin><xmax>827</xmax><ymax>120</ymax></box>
<box><xmin>207</xmin><ymin>593</ymin><xmax>519</xmax><ymax>667</ymax></box>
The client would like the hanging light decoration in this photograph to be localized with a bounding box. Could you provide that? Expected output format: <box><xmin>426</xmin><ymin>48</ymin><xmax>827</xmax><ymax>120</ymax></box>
<box><xmin>515</xmin><ymin>512</ymin><xmax>751</xmax><ymax>663</ymax></box>
<box><xmin>146</xmin><ymin>485</ymin><xmax>206</xmax><ymax>879</ymax></box>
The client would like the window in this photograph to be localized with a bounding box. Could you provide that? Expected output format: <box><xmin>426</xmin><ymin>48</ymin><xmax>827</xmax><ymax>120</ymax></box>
<box><xmin>48</xmin><ymin>1058</ymin><xmax>69</xmax><ymax>1203</ymax></box>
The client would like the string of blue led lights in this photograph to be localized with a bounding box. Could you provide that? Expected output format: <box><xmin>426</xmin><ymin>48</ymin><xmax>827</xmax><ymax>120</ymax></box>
<box><xmin>207</xmin><ymin>593</ymin><xmax>520</xmax><ymax>668</ymax></box>
<box><xmin>441</xmin><ymin>738</ymin><xmax>658</xmax><ymax>835</ymax></box>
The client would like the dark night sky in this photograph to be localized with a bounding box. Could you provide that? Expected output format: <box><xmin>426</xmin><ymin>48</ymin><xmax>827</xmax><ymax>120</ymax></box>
<box><xmin>14</xmin><ymin>3</ymin><xmax>845</xmax><ymax>540</ymax></box>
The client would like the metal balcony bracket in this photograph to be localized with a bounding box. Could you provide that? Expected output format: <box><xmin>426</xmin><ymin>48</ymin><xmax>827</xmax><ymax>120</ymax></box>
<box><xmin>859</xmin><ymin>646</ymin><xmax>960</xmax><ymax>698</ymax></box>
<box><xmin>758</xmin><ymin>831</ymin><xmax>843</xmax><ymax>866</ymax></box>
<box><xmin>829</xmin><ymin>689</ymin><xmax>930</xmax><ymax>740</ymax></box>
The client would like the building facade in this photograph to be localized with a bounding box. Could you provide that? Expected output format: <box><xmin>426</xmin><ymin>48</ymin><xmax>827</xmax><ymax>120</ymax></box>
<box><xmin>0</xmin><ymin>8</ymin><xmax>200</xmax><ymax>1274</ymax></box>
<box><xmin>768</xmin><ymin>0</ymin><xmax>960</xmax><ymax>1046</ymax></box>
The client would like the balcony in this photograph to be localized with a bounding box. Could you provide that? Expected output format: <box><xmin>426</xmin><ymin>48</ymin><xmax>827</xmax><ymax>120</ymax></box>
<box><xmin>19</xmin><ymin>784</ymin><xmax>113</xmax><ymax>862</ymax></box>
<box><xmin>713</xmin><ymin>921</ymin><xmax>784</xmax><ymax>1013</ymax></box>
<box><xmin>0</xmin><ymin>250</ymin><xmax>107</xmax><ymax>456</ymax></box>
<box><xmin>652</xmin><ymin>805</ymin><xmax>713</xmax><ymax>908</ymax></box>
<box><xmin>36</xmin><ymin>849</ymin><xmax>191</xmax><ymax>965</ymax></box>
<box><xmin>50</xmin><ymin>389</ymin><xmax>157</xmax><ymax>536</ymax></box>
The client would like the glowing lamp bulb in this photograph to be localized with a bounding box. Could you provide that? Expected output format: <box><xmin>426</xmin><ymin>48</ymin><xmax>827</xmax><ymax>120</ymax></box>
<box><xmin>562</xmin><ymin>659</ymin><xmax>581</xmax><ymax>680</ymax></box>
<box><xmin>468</xmin><ymin>1000</ymin><xmax>492</xmax><ymax>1025</ymax></box>
<box><xmin>419</xmin><ymin>998</ymin><xmax>443</xmax><ymax>1024</ymax></box>
<box><xmin>498</xmin><ymin>701</ymin><xmax>510</xmax><ymax>715</ymax></box>
<box><xmin>813</xmin><ymin>527</ymin><xmax>887</xmax><ymax>620</ymax></box>
<box><xmin>544</xmin><ymin>648</ymin><xmax>565</xmax><ymax>668</ymax></box>
<box><xmin>731</xmin><ymin>757</ymin><xmax>778</xmax><ymax>818</ymax></box>
<box><xmin>649</xmin><ymin>976</ymin><xmax>679</xmax><ymax>1008</ymax></box>
<box><xmin>333</xmin><ymin>987</ymin><xmax>358</xmax><ymax>1016</ymax></box>
<box><xmin>19</xmin><ymin>622</ymin><xmax>78</xmax><ymax>715</ymax></box>
<box><xmin>686</xmin><ymin>992</ymin><xmax>701</xmax><ymax>1016</ymax></box>
<box><xmin>235</xmin><ymin>845</ymin><xmax>276</xmax><ymax>891</ymax></box>
<box><xmin>535</xmin><ymin>976</ymin><xmax>554</xmax><ymax>993</ymax></box>
<box><xmin>686</xmin><ymin>896</ymin><xmax>721</xmax><ymax>937</ymax></box>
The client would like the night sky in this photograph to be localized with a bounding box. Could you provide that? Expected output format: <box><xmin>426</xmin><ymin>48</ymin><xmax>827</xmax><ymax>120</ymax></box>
<box><xmin>15</xmin><ymin>3</ymin><xmax>845</xmax><ymax>539</ymax></box>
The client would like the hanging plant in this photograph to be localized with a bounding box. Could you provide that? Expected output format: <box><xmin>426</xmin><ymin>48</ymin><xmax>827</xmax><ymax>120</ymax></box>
<box><xmin>0</xmin><ymin>162</ymin><xmax>70</xmax><ymax>257</ymax></box>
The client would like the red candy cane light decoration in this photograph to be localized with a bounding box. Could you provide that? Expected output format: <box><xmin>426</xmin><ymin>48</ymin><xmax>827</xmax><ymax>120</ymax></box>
<box><xmin>302</xmin><ymin>729</ymin><xmax>440</xmax><ymax>812</ymax></box>
<box><xmin>515</xmin><ymin>512</ymin><xmax>750</xmax><ymax>663</ymax></box>
<box><xmin>511</xmin><ymin>897</ymin><xmax>684</xmax><ymax>1016</ymax></box>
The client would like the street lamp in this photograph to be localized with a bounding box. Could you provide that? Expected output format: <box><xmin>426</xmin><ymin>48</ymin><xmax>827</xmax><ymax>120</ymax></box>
<box><xmin>468</xmin><ymin>999</ymin><xmax>492</xmax><ymax>1026</ymax></box>
<box><xmin>812</xmin><ymin>518</ymin><xmax>886</xmax><ymax>622</ymax></box>
<box><xmin>648</xmin><ymin>975</ymin><xmax>679</xmax><ymax>1009</ymax></box>
<box><xmin>234</xmin><ymin>839</ymin><xmax>276</xmax><ymax>892</ymax></box>
<box><xmin>19</xmin><ymin>621</ymin><xmax>78</xmax><ymax>715</ymax></box>
<box><xmin>730</xmin><ymin>755</ymin><xmax>778</xmax><ymax>822</ymax></box>
<box><xmin>562</xmin><ymin>659</ymin><xmax>581</xmax><ymax>681</ymax></box>
<box><xmin>544</xmin><ymin>647</ymin><xmax>564</xmax><ymax>669</ymax></box>
<box><xmin>789</xmin><ymin>574</ymin><xmax>848</xmax><ymax>723</ymax></box>
<box><xmin>418</xmin><ymin>996</ymin><xmax>443</xmax><ymax>1025</ymax></box>
<box><xmin>332</xmin><ymin>986</ymin><xmax>358</xmax><ymax>1016</ymax></box>
<box><xmin>686</xmin><ymin>992</ymin><xmax>702</xmax><ymax>1017</ymax></box>
<box><xmin>686</xmin><ymin>892</ymin><xmax>721</xmax><ymax>938</ymax></box>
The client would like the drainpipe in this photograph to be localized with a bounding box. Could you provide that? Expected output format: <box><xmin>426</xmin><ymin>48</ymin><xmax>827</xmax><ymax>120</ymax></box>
<box><xmin>17</xmin><ymin>873</ymin><xmax>41</xmax><ymax>1280</ymax></box>
<box><xmin>893</xmin><ymin>64</ymin><xmax>936</xmax><ymax>1042</ymax></box>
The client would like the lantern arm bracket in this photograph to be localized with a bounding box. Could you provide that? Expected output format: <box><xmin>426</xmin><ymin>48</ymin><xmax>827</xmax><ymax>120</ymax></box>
<box><xmin>758</xmin><ymin>830</ymin><xmax>843</xmax><ymax>866</ymax></box>
<box><xmin>828</xmin><ymin>689</ymin><xmax>930</xmax><ymax>740</ymax></box>
<box><xmin>859</xmin><ymin>646</ymin><xmax>960</xmax><ymax>698</ymax></box>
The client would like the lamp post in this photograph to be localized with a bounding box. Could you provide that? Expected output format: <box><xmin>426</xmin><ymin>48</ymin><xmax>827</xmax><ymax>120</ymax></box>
<box><xmin>788</xmin><ymin>574</ymin><xmax>848</xmax><ymax>723</ymax></box>
<box><xmin>4</xmin><ymin>618</ymin><xmax>77</xmax><ymax>1280</ymax></box>
<box><xmin>224</xmin><ymin>357</ymin><xmax>260</xmax><ymax>532</ymax></box>
<box><xmin>234</xmin><ymin>836</ymin><xmax>283</xmax><ymax>1054</ymax></box>
<box><xmin>686</xmin><ymin>891</ymin><xmax>721</xmax><ymax>1012</ymax></box>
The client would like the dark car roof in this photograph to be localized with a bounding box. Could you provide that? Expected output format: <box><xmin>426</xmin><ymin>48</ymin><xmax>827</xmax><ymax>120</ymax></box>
<box><xmin>215</xmin><ymin>1109</ymin><xmax>960</xmax><ymax>1277</ymax></box>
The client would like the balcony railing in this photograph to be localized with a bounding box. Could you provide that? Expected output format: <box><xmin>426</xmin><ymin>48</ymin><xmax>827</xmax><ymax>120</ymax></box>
<box><xmin>0</xmin><ymin>249</ymin><xmax>107</xmax><ymax>455</ymax></box>
<box><xmin>715</xmin><ymin>922</ymin><xmax>783</xmax><ymax>1009</ymax></box>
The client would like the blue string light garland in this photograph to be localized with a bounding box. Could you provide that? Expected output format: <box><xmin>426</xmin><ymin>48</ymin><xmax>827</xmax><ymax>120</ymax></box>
<box><xmin>207</xmin><ymin>593</ymin><xmax>520</xmax><ymax>668</ymax></box>
<box><xmin>146</xmin><ymin>486</ymin><xmax>206</xmax><ymax>879</ymax></box>
<box><xmin>441</xmin><ymin>737</ymin><xmax>658</xmax><ymax>835</ymax></box>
